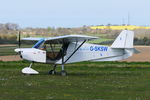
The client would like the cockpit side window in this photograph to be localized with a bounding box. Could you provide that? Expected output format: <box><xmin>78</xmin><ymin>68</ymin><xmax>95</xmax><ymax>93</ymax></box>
<box><xmin>41</xmin><ymin>41</ymin><xmax>69</xmax><ymax>61</ymax></box>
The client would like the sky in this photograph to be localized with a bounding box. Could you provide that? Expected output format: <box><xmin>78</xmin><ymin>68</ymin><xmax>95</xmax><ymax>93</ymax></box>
<box><xmin>0</xmin><ymin>0</ymin><xmax>149</xmax><ymax>28</ymax></box>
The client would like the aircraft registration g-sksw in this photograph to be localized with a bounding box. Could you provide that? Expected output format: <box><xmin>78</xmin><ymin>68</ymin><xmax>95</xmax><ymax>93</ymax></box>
<box><xmin>15</xmin><ymin>30</ymin><xmax>139</xmax><ymax>76</ymax></box>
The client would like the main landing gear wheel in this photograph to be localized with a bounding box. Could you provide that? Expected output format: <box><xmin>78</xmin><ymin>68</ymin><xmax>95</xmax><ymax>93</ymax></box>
<box><xmin>49</xmin><ymin>64</ymin><xmax>57</xmax><ymax>75</ymax></box>
<box><xmin>48</xmin><ymin>70</ymin><xmax>56</xmax><ymax>75</ymax></box>
<box><xmin>61</xmin><ymin>70</ymin><xmax>67</xmax><ymax>76</ymax></box>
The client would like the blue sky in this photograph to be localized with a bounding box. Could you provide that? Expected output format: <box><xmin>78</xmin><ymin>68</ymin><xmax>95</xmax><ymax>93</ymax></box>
<box><xmin>0</xmin><ymin>0</ymin><xmax>149</xmax><ymax>28</ymax></box>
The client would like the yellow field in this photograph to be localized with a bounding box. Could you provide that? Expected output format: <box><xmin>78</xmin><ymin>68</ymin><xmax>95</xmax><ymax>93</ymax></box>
<box><xmin>91</xmin><ymin>25</ymin><xmax>150</xmax><ymax>30</ymax></box>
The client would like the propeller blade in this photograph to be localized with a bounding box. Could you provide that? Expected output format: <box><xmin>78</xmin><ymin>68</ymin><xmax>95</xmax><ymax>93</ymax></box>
<box><xmin>15</xmin><ymin>31</ymin><xmax>22</xmax><ymax>58</ymax></box>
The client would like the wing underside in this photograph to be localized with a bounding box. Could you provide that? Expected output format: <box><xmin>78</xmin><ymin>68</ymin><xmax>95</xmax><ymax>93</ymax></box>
<box><xmin>22</xmin><ymin>35</ymin><xmax>98</xmax><ymax>43</ymax></box>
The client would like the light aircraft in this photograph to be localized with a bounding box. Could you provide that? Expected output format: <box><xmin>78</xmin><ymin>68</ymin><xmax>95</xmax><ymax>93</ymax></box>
<box><xmin>15</xmin><ymin>30</ymin><xmax>139</xmax><ymax>76</ymax></box>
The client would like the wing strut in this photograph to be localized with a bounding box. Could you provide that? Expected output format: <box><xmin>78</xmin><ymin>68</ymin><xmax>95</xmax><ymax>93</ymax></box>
<box><xmin>64</xmin><ymin>40</ymin><xmax>86</xmax><ymax>64</ymax></box>
<box><xmin>60</xmin><ymin>40</ymin><xmax>86</xmax><ymax>76</ymax></box>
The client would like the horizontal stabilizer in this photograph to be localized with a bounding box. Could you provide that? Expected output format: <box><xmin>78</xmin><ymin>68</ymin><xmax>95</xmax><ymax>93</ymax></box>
<box><xmin>133</xmin><ymin>48</ymin><xmax>140</xmax><ymax>54</ymax></box>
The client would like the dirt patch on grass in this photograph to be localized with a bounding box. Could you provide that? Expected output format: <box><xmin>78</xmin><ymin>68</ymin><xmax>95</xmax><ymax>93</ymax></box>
<box><xmin>0</xmin><ymin>55</ymin><xmax>22</xmax><ymax>61</ymax></box>
<box><xmin>123</xmin><ymin>46</ymin><xmax>150</xmax><ymax>62</ymax></box>
<box><xmin>0</xmin><ymin>44</ymin><xmax>16</xmax><ymax>47</ymax></box>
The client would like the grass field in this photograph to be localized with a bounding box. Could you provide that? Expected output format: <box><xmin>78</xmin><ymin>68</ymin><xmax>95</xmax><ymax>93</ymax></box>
<box><xmin>0</xmin><ymin>61</ymin><xmax>150</xmax><ymax>100</ymax></box>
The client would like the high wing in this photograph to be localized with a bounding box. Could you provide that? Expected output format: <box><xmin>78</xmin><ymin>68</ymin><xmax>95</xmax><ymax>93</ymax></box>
<box><xmin>22</xmin><ymin>35</ymin><xmax>98</xmax><ymax>43</ymax></box>
<box><xmin>45</xmin><ymin>35</ymin><xmax>98</xmax><ymax>43</ymax></box>
<box><xmin>22</xmin><ymin>37</ymin><xmax>43</xmax><ymax>41</ymax></box>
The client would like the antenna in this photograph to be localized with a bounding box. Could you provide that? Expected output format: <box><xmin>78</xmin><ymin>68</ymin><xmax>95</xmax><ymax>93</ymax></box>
<box><xmin>128</xmin><ymin>12</ymin><xmax>130</xmax><ymax>26</ymax></box>
<box><xmin>122</xmin><ymin>18</ymin><xmax>125</xmax><ymax>25</ymax></box>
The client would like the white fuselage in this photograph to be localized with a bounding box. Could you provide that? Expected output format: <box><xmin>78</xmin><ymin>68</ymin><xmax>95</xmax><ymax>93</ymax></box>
<box><xmin>56</xmin><ymin>43</ymin><xmax>128</xmax><ymax>64</ymax></box>
<box><xmin>16</xmin><ymin>42</ymin><xmax>133</xmax><ymax>64</ymax></box>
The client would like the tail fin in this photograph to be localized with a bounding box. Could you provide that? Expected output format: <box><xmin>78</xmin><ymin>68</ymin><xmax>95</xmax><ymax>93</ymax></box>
<box><xmin>111</xmin><ymin>30</ymin><xmax>134</xmax><ymax>48</ymax></box>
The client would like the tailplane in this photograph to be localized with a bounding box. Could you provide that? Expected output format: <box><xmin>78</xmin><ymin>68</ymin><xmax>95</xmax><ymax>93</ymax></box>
<box><xmin>111</xmin><ymin>30</ymin><xmax>134</xmax><ymax>48</ymax></box>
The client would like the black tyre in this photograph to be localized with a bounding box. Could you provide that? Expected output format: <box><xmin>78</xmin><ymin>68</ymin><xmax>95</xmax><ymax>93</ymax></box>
<box><xmin>48</xmin><ymin>70</ymin><xmax>56</xmax><ymax>75</ymax></box>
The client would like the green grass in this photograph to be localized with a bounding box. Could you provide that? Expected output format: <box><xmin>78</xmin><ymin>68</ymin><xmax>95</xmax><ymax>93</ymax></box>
<box><xmin>0</xmin><ymin>61</ymin><xmax>150</xmax><ymax>100</ymax></box>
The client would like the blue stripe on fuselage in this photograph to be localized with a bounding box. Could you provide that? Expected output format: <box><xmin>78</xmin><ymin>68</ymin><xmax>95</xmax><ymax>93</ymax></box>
<box><xmin>32</xmin><ymin>38</ymin><xmax>45</xmax><ymax>48</ymax></box>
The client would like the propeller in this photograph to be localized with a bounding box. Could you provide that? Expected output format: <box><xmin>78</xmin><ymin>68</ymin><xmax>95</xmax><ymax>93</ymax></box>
<box><xmin>18</xmin><ymin>31</ymin><xmax>21</xmax><ymax>48</ymax></box>
<box><xmin>15</xmin><ymin>31</ymin><xmax>22</xmax><ymax>58</ymax></box>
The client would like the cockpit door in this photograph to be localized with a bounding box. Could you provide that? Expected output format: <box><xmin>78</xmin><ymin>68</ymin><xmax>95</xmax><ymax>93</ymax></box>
<box><xmin>33</xmin><ymin>49</ymin><xmax>46</xmax><ymax>63</ymax></box>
